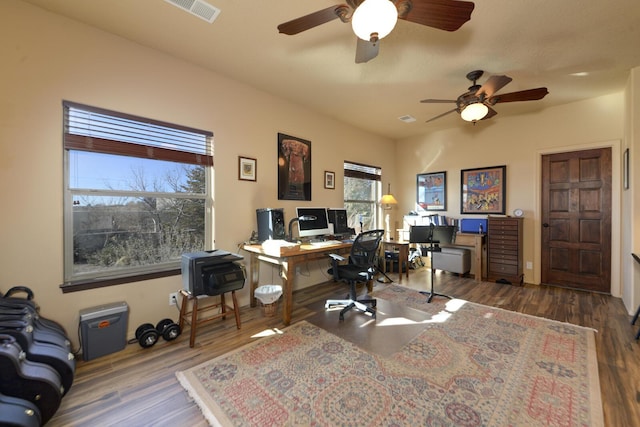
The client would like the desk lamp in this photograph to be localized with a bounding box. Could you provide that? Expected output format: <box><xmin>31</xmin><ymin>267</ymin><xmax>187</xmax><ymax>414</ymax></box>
<box><xmin>287</xmin><ymin>215</ymin><xmax>316</xmax><ymax>242</ymax></box>
<box><xmin>379</xmin><ymin>183</ymin><xmax>398</xmax><ymax>240</ymax></box>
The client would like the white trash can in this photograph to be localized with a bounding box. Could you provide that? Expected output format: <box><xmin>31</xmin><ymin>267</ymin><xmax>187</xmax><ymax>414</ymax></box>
<box><xmin>255</xmin><ymin>285</ymin><xmax>283</xmax><ymax>317</ymax></box>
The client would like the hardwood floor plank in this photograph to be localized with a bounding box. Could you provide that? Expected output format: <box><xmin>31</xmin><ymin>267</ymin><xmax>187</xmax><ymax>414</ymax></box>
<box><xmin>46</xmin><ymin>268</ymin><xmax>640</xmax><ymax>426</ymax></box>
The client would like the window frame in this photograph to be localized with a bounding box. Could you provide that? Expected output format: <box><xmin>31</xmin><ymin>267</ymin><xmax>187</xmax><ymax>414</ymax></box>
<box><xmin>343</xmin><ymin>161</ymin><xmax>382</xmax><ymax>232</ymax></box>
<box><xmin>61</xmin><ymin>101</ymin><xmax>213</xmax><ymax>293</ymax></box>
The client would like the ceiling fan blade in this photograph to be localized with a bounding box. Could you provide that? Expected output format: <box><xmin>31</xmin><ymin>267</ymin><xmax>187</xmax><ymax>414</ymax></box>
<box><xmin>277</xmin><ymin>5</ymin><xmax>347</xmax><ymax>35</ymax></box>
<box><xmin>420</xmin><ymin>98</ymin><xmax>456</xmax><ymax>103</ymax></box>
<box><xmin>399</xmin><ymin>0</ymin><xmax>475</xmax><ymax>32</ymax></box>
<box><xmin>476</xmin><ymin>75</ymin><xmax>512</xmax><ymax>98</ymax></box>
<box><xmin>425</xmin><ymin>108</ymin><xmax>458</xmax><ymax>123</ymax></box>
<box><xmin>490</xmin><ymin>87</ymin><xmax>549</xmax><ymax>104</ymax></box>
<box><xmin>355</xmin><ymin>38</ymin><xmax>380</xmax><ymax>63</ymax></box>
<box><xmin>481</xmin><ymin>106</ymin><xmax>498</xmax><ymax>120</ymax></box>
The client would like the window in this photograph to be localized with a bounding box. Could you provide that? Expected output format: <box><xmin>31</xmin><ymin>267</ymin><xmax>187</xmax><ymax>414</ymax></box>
<box><xmin>62</xmin><ymin>101</ymin><xmax>213</xmax><ymax>291</ymax></box>
<box><xmin>343</xmin><ymin>161</ymin><xmax>382</xmax><ymax>232</ymax></box>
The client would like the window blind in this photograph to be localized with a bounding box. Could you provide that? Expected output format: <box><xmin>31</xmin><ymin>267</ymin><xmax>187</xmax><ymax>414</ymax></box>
<box><xmin>63</xmin><ymin>101</ymin><xmax>213</xmax><ymax>166</ymax></box>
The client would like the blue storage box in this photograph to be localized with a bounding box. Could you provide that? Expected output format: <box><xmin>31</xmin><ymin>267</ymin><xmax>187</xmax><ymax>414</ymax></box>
<box><xmin>460</xmin><ymin>218</ymin><xmax>488</xmax><ymax>234</ymax></box>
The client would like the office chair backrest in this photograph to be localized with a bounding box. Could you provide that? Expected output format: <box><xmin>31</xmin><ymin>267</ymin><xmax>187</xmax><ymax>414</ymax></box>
<box><xmin>349</xmin><ymin>229</ymin><xmax>384</xmax><ymax>268</ymax></box>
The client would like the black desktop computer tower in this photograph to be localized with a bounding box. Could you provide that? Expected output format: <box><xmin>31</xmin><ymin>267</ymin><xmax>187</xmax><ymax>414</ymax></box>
<box><xmin>256</xmin><ymin>208</ymin><xmax>285</xmax><ymax>242</ymax></box>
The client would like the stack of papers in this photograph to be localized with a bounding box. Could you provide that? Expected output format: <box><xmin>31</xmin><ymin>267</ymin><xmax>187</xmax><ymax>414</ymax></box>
<box><xmin>261</xmin><ymin>239</ymin><xmax>300</xmax><ymax>256</ymax></box>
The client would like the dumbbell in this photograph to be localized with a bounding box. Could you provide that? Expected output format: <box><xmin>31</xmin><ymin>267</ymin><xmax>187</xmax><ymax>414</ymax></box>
<box><xmin>135</xmin><ymin>323</ymin><xmax>159</xmax><ymax>348</ymax></box>
<box><xmin>155</xmin><ymin>318</ymin><xmax>181</xmax><ymax>342</ymax></box>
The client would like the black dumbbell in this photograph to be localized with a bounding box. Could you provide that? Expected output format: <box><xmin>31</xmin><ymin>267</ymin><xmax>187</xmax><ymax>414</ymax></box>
<box><xmin>156</xmin><ymin>318</ymin><xmax>181</xmax><ymax>341</ymax></box>
<box><xmin>135</xmin><ymin>323</ymin><xmax>159</xmax><ymax>348</ymax></box>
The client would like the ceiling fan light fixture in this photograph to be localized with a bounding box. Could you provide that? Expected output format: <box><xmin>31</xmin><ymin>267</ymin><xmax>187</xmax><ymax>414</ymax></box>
<box><xmin>351</xmin><ymin>0</ymin><xmax>398</xmax><ymax>41</ymax></box>
<box><xmin>460</xmin><ymin>102</ymin><xmax>489</xmax><ymax>122</ymax></box>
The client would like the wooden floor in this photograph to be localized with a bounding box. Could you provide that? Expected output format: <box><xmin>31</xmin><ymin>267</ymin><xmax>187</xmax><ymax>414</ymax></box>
<box><xmin>48</xmin><ymin>268</ymin><xmax>640</xmax><ymax>426</ymax></box>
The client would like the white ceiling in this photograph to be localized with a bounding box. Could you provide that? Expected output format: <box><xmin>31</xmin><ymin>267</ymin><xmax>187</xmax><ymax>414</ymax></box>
<box><xmin>21</xmin><ymin>0</ymin><xmax>640</xmax><ymax>139</ymax></box>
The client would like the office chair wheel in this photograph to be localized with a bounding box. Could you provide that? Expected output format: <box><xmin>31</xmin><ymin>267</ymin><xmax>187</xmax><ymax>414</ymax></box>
<box><xmin>135</xmin><ymin>323</ymin><xmax>159</xmax><ymax>348</ymax></box>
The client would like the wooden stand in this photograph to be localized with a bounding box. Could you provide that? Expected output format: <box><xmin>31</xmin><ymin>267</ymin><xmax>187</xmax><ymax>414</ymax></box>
<box><xmin>178</xmin><ymin>289</ymin><xmax>241</xmax><ymax>348</ymax></box>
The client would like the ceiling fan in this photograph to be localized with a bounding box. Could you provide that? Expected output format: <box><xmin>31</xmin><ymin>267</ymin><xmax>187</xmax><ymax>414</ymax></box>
<box><xmin>277</xmin><ymin>0</ymin><xmax>475</xmax><ymax>63</ymax></box>
<box><xmin>421</xmin><ymin>70</ymin><xmax>549</xmax><ymax>123</ymax></box>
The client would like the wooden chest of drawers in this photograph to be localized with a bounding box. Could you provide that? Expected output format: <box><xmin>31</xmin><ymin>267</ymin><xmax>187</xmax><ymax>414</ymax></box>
<box><xmin>487</xmin><ymin>217</ymin><xmax>523</xmax><ymax>285</ymax></box>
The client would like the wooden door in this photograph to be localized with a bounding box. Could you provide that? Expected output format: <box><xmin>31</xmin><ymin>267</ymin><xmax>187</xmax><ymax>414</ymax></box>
<box><xmin>541</xmin><ymin>148</ymin><xmax>612</xmax><ymax>293</ymax></box>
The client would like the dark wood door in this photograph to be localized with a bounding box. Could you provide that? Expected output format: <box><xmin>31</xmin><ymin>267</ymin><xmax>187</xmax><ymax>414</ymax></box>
<box><xmin>541</xmin><ymin>148</ymin><xmax>611</xmax><ymax>293</ymax></box>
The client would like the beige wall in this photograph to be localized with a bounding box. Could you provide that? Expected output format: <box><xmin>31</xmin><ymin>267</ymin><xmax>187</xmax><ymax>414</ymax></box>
<box><xmin>396</xmin><ymin>93</ymin><xmax>625</xmax><ymax>291</ymax></box>
<box><xmin>1</xmin><ymin>1</ymin><xmax>637</xmax><ymax>350</ymax></box>
<box><xmin>0</xmin><ymin>1</ymin><xmax>395</xmax><ymax>346</ymax></box>
<box><xmin>630</xmin><ymin>68</ymin><xmax>640</xmax><ymax>311</ymax></box>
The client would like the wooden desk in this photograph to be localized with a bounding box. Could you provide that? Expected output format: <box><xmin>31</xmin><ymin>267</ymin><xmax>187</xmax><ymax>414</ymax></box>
<box><xmin>380</xmin><ymin>240</ymin><xmax>410</xmax><ymax>283</ymax></box>
<box><xmin>242</xmin><ymin>242</ymin><xmax>352</xmax><ymax>326</ymax></box>
<box><xmin>447</xmin><ymin>233</ymin><xmax>486</xmax><ymax>281</ymax></box>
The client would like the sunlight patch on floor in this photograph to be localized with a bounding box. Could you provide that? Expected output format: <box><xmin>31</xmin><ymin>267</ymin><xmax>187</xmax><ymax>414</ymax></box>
<box><xmin>251</xmin><ymin>328</ymin><xmax>284</xmax><ymax>338</ymax></box>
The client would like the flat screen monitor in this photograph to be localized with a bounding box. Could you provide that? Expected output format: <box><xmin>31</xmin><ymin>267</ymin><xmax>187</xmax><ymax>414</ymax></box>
<box><xmin>296</xmin><ymin>207</ymin><xmax>331</xmax><ymax>238</ymax></box>
<box><xmin>327</xmin><ymin>208</ymin><xmax>349</xmax><ymax>234</ymax></box>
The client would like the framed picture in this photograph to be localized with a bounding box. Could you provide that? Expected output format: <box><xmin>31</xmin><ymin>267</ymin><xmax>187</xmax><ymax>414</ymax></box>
<box><xmin>460</xmin><ymin>165</ymin><xmax>506</xmax><ymax>214</ymax></box>
<box><xmin>238</xmin><ymin>156</ymin><xmax>256</xmax><ymax>181</ymax></box>
<box><xmin>624</xmin><ymin>148</ymin><xmax>630</xmax><ymax>190</ymax></box>
<box><xmin>417</xmin><ymin>171</ymin><xmax>446</xmax><ymax>211</ymax></box>
<box><xmin>277</xmin><ymin>133</ymin><xmax>311</xmax><ymax>200</ymax></box>
<box><xmin>324</xmin><ymin>171</ymin><xmax>335</xmax><ymax>189</ymax></box>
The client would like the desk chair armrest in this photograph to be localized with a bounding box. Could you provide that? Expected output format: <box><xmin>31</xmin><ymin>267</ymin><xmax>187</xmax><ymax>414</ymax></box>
<box><xmin>329</xmin><ymin>254</ymin><xmax>346</xmax><ymax>262</ymax></box>
<box><xmin>328</xmin><ymin>253</ymin><xmax>346</xmax><ymax>281</ymax></box>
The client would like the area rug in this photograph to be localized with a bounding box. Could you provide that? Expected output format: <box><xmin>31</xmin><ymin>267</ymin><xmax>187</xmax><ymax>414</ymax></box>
<box><xmin>176</xmin><ymin>287</ymin><xmax>603</xmax><ymax>426</ymax></box>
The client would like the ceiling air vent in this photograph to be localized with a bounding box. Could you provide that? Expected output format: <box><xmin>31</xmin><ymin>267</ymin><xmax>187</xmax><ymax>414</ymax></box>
<box><xmin>165</xmin><ymin>0</ymin><xmax>221</xmax><ymax>23</ymax></box>
<box><xmin>398</xmin><ymin>115</ymin><xmax>416</xmax><ymax>123</ymax></box>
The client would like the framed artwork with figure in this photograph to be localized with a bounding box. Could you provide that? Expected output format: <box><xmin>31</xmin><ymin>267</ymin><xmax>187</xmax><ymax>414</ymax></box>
<box><xmin>417</xmin><ymin>171</ymin><xmax>446</xmax><ymax>211</ymax></box>
<box><xmin>278</xmin><ymin>133</ymin><xmax>311</xmax><ymax>200</ymax></box>
<box><xmin>460</xmin><ymin>165</ymin><xmax>506</xmax><ymax>214</ymax></box>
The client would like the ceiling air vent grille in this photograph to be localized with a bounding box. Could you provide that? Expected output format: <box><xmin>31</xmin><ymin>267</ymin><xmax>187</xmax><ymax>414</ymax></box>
<box><xmin>398</xmin><ymin>115</ymin><xmax>416</xmax><ymax>123</ymax></box>
<box><xmin>165</xmin><ymin>0</ymin><xmax>221</xmax><ymax>23</ymax></box>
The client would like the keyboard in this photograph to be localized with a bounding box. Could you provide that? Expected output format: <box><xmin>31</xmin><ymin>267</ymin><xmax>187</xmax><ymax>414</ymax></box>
<box><xmin>308</xmin><ymin>240</ymin><xmax>343</xmax><ymax>247</ymax></box>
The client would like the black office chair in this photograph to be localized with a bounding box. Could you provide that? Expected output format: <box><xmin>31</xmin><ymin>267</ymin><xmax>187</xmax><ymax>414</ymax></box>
<box><xmin>325</xmin><ymin>229</ymin><xmax>385</xmax><ymax>320</ymax></box>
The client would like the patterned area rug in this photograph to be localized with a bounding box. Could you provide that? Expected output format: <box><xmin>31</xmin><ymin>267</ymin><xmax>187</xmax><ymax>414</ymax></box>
<box><xmin>176</xmin><ymin>286</ymin><xmax>603</xmax><ymax>426</ymax></box>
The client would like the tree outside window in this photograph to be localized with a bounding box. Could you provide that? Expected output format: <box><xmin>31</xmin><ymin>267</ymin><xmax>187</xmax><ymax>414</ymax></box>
<box><xmin>343</xmin><ymin>161</ymin><xmax>381</xmax><ymax>234</ymax></box>
<box><xmin>63</xmin><ymin>102</ymin><xmax>212</xmax><ymax>289</ymax></box>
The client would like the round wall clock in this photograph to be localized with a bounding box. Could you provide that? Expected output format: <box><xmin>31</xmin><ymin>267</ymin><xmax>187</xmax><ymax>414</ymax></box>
<box><xmin>513</xmin><ymin>208</ymin><xmax>524</xmax><ymax>217</ymax></box>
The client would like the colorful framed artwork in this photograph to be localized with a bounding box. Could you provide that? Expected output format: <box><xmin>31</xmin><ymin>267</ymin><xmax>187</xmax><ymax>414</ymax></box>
<box><xmin>460</xmin><ymin>165</ymin><xmax>506</xmax><ymax>214</ymax></box>
<box><xmin>417</xmin><ymin>171</ymin><xmax>446</xmax><ymax>211</ymax></box>
<box><xmin>324</xmin><ymin>171</ymin><xmax>335</xmax><ymax>189</ymax></box>
<box><xmin>238</xmin><ymin>156</ymin><xmax>256</xmax><ymax>181</ymax></box>
<box><xmin>278</xmin><ymin>133</ymin><xmax>311</xmax><ymax>200</ymax></box>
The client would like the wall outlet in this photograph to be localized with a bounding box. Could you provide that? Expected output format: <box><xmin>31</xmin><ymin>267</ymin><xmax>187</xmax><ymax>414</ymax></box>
<box><xmin>169</xmin><ymin>292</ymin><xmax>179</xmax><ymax>306</ymax></box>
<box><xmin>526</xmin><ymin>261</ymin><xmax>533</xmax><ymax>270</ymax></box>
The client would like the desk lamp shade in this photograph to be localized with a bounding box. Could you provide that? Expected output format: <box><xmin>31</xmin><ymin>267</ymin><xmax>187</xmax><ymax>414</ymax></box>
<box><xmin>380</xmin><ymin>183</ymin><xmax>397</xmax><ymax>240</ymax></box>
<box><xmin>380</xmin><ymin>183</ymin><xmax>398</xmax><ymax>207</ymax></box>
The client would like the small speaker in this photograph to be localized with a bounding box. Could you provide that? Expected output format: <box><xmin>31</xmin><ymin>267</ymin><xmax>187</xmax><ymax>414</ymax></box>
<box><xmin>256</xmin><ymin>208</ymin><xmax>285</xmax><ymax>242</ymax></box>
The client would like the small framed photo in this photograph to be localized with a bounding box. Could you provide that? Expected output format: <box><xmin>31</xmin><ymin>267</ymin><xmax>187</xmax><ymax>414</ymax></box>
<box><xmin>624</xmin><ymin>148</ymin><xmax>630</xmax><ymax>190</ymax></box>
<box><xmin>238</xmin><ymin>156</ymin><xmax>256</xmax><ymax>181</ymax></box>
<box><xmin>324</xmin><ymin>171</ymin><xmax>335</xmax><ymax>189</ymax></box>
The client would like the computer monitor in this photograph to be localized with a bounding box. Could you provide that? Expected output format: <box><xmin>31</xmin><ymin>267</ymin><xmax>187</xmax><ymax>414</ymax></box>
<box><xmin>327</xmin><ymin>208</ymin><xmax>349</xmax><ymax>235</ymax></box>
<box><xmin>296</xmin><ymin>207</ymin><xmax>331</xmax><ymax>238</ymax></box>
